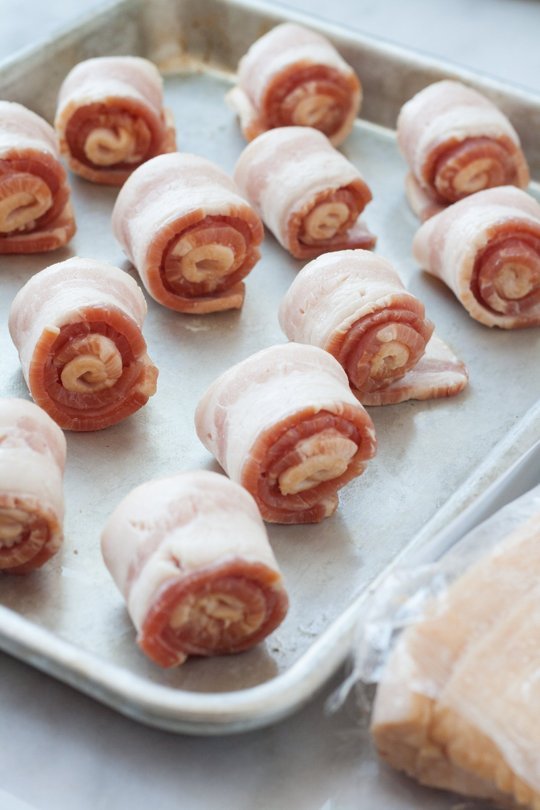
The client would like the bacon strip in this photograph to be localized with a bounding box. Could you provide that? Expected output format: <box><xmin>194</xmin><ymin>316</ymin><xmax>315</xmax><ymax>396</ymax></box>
<box><xmin>234</xmin><ymin>127</ymin><xmax>374</xmax><ymax>259</ymax></box>
<box><xmin>397</xmin><ymin>80</ymin><xmax>530</xmax><ymax>221</ymax></box>
<box><xmin>112</xmin><ymin>153</ymin><xmax>264</xmax><ymax>313</ymax></box>
<box><xmin>195</xmin><ymin>343</ymin><xmax>376</xmax><ymax>524</ymax></box>
<box><xmin>8</xmin><ymin>257</ymin><xmax>158</xmax><ymax>431</ymax></box>
<box><xmin>101</xmin><ymin>470</ymin><xmax>288</xmax><ymax>668</ymax></box>
<box><xmin>55</xmin><ymin>56</ymin><xmax>176</xmax><ymax>186</ymax></box>
<box><xmin>413</xmin><ymin>186</ymin><xmax>540</xmax><ymax>328</ymax></box>
<box><xmin>371</xmin><ymin>507</ymin><xmax>540</xmax><ymax>807</ymax></box>
<box><xmin>226</xmin><ymin>23</ymin><xmax>361</xmax><ymax>147</ymax></box>
<box><xmin>0</xmin><ymin>101</ymin><xmax>75</xmax><ymax>253</ymax></box>
<box><xmin>0</xmin><ymin>398</ymin><xmax>66</xmax><ymax>574</ymax></box>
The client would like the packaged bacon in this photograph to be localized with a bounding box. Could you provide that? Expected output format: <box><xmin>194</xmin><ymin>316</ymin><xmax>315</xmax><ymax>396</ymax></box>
<box><xmin>54</xmin><ymin>56</ymin><xmax>176</xmax><ymax>186</ymax></box>
<box><xmin>195</xmin><ymin>343</ymin><xmax>377</xmax><ymax>524</ymax></box>
<box><xmin>227</xmin><ymin>22</ymin><xmax>361</xmax><ymax>147</ymax></box>
<box><xmin>8</xmin><ymin>257</ymin><xmax>158</xmax><ymax>431</ymax></box>
<box><xmin>234</xmin><ymin>127</ymin><xmax>375</xmax><ymax>259</ymax></box>
<box><xmin>350</xmin><ymin>483</ymin><xmax>540</xmax><ymax>809</ymax></box>
<box><xmin>397</xmin><ymin>79</ymin><xmax>530</xmax><ymax>221</ymax></box>
<box><xmin>0</xmin><ymin>398</ymin><xmax>66</xmax><ymax>574</ymax></box>
<box><xmin>413</xmin><ymin>186</ymin><xmax>540</xmax><ymax>328</ymax></box>
<box><xmin>112</xmin><ymin>152</ymin><xmax>264</xmax><ymax>314</ymax></box>
<box><xmin>0</xmin><ymin>101</ymin><xmax>75</xmax><ymax>253</ymax></box>
<box><xmin>101</xmin><ymin>470</ymin><xmax>289</xmax><ymax>668</ymax></box>
<box><xmin>279</xmin><ymin>249</ymin><xmax>468</xmax><ymax>405</ymax></box>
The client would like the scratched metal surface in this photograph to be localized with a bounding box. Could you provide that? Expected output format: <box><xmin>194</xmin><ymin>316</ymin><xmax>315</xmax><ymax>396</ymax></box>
<box><xmin>0</xmin><ymin>0</ymin><xmax>538</xmax><ymax>734</ymax></box>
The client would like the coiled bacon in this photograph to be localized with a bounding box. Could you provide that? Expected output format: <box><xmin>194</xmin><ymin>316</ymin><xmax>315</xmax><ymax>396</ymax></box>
<box><xmin>0</xmin><ymin>398</ymin><xmax>66</xmax><ymax>574</ymax></box>
<box><xmin>0</xmin><ymin>101</ymin><xmax>75</xmax><ymax>253</ymax></box>
<box><xmin>413</xmin><ymin>186</ymin><xmax>540</xmax><ymax>328</ymax></box>
<box><xmin>226</xmin><ymin>22</ymin><xmax>361</xmax><ymax>147</ymax></box>
<box><xmin>397</xmin><ymin>80</ymin><xmax>530</xmax><ymax>221</ymax></box>
<box><xmin>112</xmin><ymin>153</ymin><xmax>264</xmax><ymax>313</ymax></box>
<box><xmin>101</xmin><ymin>470</ymin><xmax>289</xmax><ymax>668</ymax></box>
<box><xmin>9</xmin><ymin>257</ymin><xmax>158</xmax><ymax>431</ymax></box>
<box><xmin>195</xmin><ymin>343</ymin><xmax>377</xmax><ymax>524</ymax></box>
<box><xmin>55</xmin><ymin>56</ymin><xmax>176</xmax><ymax>185</ymax></box>
<box><xmin>234</xmin><ymin>126</ymin><xmax>374</xmax><ymax>259</ymax></box>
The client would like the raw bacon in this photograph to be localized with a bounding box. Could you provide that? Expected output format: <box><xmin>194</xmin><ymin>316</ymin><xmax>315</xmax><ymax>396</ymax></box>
<box><xmin>234</xmin><ymin>127</ymin><xmax>375</xmax><ymax>259</ymax></box>
<box><xmin>101</xmin><ymin>470</ymin><xmax>289</xmax><ymax>668</ymax></box>
<box><xmin>226</xmin><ymin>22</ymin><xmax>361</xmax><ymax>147</ymax></box>
<box><xmin>279</xmin><ymin>249</ymin><xmax>465</xmax><ymax>405</ymax></box>
<box><xmin>0</xmin><ymin>101</ymin><xmax>75</xmax><ymax>253</ymax></box>
<box><xmin>195</xmin><ymin>343</ymin><xmax>377</xmax><ymax>524</ymax></box>
<box><xmin>371</xmin><ymin>502</ymin><xmax>540</xmax><ymax>808</ymax></box>
<box><xmin>0</xmin><ymin>398</ymin><xmax>66</xmax><ymax>574</ymax></box>
<box><xmin>55</xmin><ymin>56</ymin><xmax>176</xmax><ymax>186</ymax></box>
<box><xmin>112</xmin><ymin>153</ymin><xmax>264</xmax><ymax>313</ymax></box>
<box><xmin>9</xmin><ymin>257</ymin><xmax>158</xmax><ymax>431</ymax></box>
<box><xmin>413</xmin><ymin>186</ymin><xmax>540</xmax><ymax>328</ymax></box>
<box><xmin>397</xmin><ymin>80</ymin><xmax>530</xmax><ymax>220</ymax></box>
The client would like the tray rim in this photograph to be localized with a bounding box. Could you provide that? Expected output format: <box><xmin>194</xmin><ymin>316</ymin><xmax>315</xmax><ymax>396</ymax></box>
<box><xmin>0</xmin><ymin>0</ymin><xmax>539</xmax><ymax>734</ymax></box>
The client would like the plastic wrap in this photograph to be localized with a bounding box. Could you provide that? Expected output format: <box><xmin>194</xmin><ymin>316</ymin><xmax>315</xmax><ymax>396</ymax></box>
<box><xmin>351</xmin><ymin>483</ymin><xmax>540</xmax><ymax>808</ymax></box>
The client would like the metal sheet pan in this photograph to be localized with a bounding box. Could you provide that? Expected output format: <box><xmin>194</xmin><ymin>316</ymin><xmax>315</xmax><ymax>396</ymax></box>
<box><xmin>0</xmin><ymin>0</ymin><xmax>538</xmax><ymax>734</ymax></box>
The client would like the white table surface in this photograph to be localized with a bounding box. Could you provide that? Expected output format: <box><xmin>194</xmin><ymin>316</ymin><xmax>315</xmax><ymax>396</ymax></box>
<box><xmin>0</xmin><ymin>2</ymin><xmax>538</xmax><ymax>809</ymax></box>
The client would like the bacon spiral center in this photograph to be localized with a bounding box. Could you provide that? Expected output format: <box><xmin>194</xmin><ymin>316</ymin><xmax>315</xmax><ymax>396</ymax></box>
<box><xmin>84</xmin><ymin>126</ymin><xmax>138</xmax><ymax>166</ymax></box>
<box><xmin>277</xmin><ymin>429</ymin><xmax>357</xmax><ymax>495</ymax></box>
<box><xmin>299</xmin><ymin>190</ymin><xmax>358</xmax><ymax>246</ymax></box>
<box><xmin>67</xmin><ymin>108</ymin><xmax>152</xmax><ymax>171</ymax></box>
<box><xmin>57</xmin><ymin>334</ymin><xmax>123</xmax><ymax>393</ymax></box>
<box><xmin>0</xmin><ymin>506</ymin><xmax>49</xmax><ymax>569</ymax></box>
<box><xmin>163</xmin><ymin>221</ymin><xmax>249</xmax><ymax>296</ymax></box>
<box><xmin>433</xmin><ymin>138</ymin><xmax>514</xmax><ymax>203</ymax></box>
<box><xmin>474</xmin><ymin>237</ymin><xmax>540</xmax><ymax>315</ymax></box>
<box><xmin>269</xmin><ymin>69</ymin><xmax>352</xmax><ymax>140</ymax></box>
<box><xmin>0</xmin><ymin>173</ymin><xmax>52</xmax><ymax>233</ymax></box>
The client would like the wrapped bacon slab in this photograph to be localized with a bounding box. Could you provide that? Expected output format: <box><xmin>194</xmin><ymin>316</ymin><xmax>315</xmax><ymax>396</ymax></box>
<box><xmin>226</xmin><ymin>22</ymin><xmax>361</xmax><ymax>147</ymax></box>
<box><xmin>101</xmin><ymin>470</ymin><xmax>289</xmax><ymax>668</ymax></box>
<box><xmin>397</xmin><ymin>80</ymin><xmax>530</xmax><ymax>221</ymax></box>
<box><xmin>55</xmin><ymin>56</ymin><xmax>176</xmax><ymax>186</ymax></box>
<box><xmin>112</xmin><ymin>153</ymin><xmax>264</xmax><ymax>313</ymax></box>
<box><xmin>0</xmin><ymin>101</ymin><xmax>75</xmax><ymax>253</ymax></box>
<box><xmin>234</xmin><ymin>127</ymin><xmax>375</xmax><ymax>259</ymax></box>
<box><xmin>9</xmin><ymin>257</ymin><xmax>158</xmax><ymax>431</ymax></box>
<box><xmin>0</xmin><ymin>398</ymin><xmax>66</xmax><ymax>574</ymax></box>
<box><xmin>280</xmin><ymin>250</ymin><xmax>466</xmax><ymax>404</ymax></box>
<box><xmin>413</xmin><ymin>186</ymin><xmax>540</xmax><ymax>328</ymax></box>
<box><xmin>195</xmin><ymin>343</ymin><xmax>377</xmax><ymax>524</ymax></box>
<box><xmin>367</xmin><ymin>486</ymin><xmax>540</xmax><ymax>808</ymax></box>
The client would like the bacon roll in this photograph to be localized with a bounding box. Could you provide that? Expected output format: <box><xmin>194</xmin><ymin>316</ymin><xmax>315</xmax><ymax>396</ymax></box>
<box><xmin>234</xmin><ymin>127</ymin><xmax>375</xmax><ymax>259</ymax></box>
<box><xmin>0</xmin><ymin>101</ymin><xmax>75</xmax><ymax>253</ymax></box>
<box><xmin>397</xmin><ymin>80</ymin><xmax>530</xmax><ymax>221</ymax></box>
<box><xmin>195</xmin><ymin>343</ymin><xmax>377</xmax><ymax>524</ymax></box>
<box><xmin>9</xmin><ymin>257</ymin><xmax>158</xmax><ymax>431</ymax></box>
<box><xmin>226</xmin><ymin>22</ymin><xmax>361</xmax><ymax>147</ymax></box>
<box><xmin>101</xmin><ymin>470</ymin><xmax>289</xmax><ymax>668</ymax></box>
<box><xmin>112</xmin><ymin>152</ymin><xmax>264</xmax><ymax>313</ymax></box>
<box><xmin>55</xmin><ymin>56</ymin><xmax>176</xmax><ymax>186</ymax></box>
<box><xmin>413</xmin><ymin>186</ymin><xmax>540</xmax><ymax>328</ymax></box>
<box><xmin>0</xmin><ymin>398</ymin><xmax>66</xmax><ymax>574</ymax></box>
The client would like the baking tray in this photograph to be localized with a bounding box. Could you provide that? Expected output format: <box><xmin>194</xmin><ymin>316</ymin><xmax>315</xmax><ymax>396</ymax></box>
<box><xmin>0</xmin><ymin>0</ymin><xmax>539</xmax><ymax>735</ymax></box>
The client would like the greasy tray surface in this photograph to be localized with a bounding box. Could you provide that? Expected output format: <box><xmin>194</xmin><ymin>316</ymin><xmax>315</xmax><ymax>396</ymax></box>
<box><xmin>0</xmin><ymin>0</ymin><xmax>539</xmax><ymax>733</ymax></box>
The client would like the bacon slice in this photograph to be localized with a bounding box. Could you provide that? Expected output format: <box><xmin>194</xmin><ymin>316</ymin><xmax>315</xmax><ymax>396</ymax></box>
<box><xmin>195</xmin><ymin>343</ymin><xmax>376</xmax><ymax>524</ymax></box>
<box><xmin>234</xmin><ymin>126</ymin><xmax>375</xmax><ymax>259</ymax></box>
<box><xmin>413</xmin><ymin>186</ymin><xmax>540</xmax><ymax>328</ymax></box>
<box><xmin>371</xmin><ymin>506</ymin><xmax>540</xmax><ymax>807</ymax></box>
<box><xmin>0</xmin><ymin>101</ymin><xmax>75</xmax><ymax>253</ymax></box>
<box><xmin>101</xmin><ymin>470</ymin><xmax>288</xmax><ymax>668</ymax></box>
<box><xmin>0</xmin><ymin>398</ymin><xmax>66</xmax><ymax>574</ymax></box>
<box><xmin>397</xmin><ymin>80</ymin><xmax>530</xmax><ymax>220</ymax></box>
<box><xmin>55</xmin><ymin>56</ymin><xmax>176</xmax><ymax>186</ymax></box>
<box><xmin>112</xmin><ymin>153</ymin><xmax>264</xmax><ymax>313</ymax></box>
<box><xmin>226</xmin><ymin>23</ymin><xmax>361</xmax><ymax>147</ymax></box>
<box><xmin>278</xmin><ymin>249</ymin><xmax>464</xmax><ymax>406</ymax></box>
<box><xmin>8</xmin><ymin>257</ymin><xmax>158</xmax><ymax>431</ymax></box>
